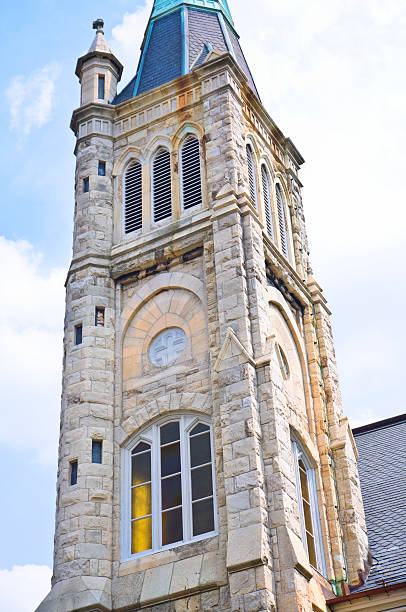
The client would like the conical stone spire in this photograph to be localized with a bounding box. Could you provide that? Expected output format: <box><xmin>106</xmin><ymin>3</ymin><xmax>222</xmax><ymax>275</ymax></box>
<box><xmin>88</xmin><ymin>19</ymin><xmax>112</xmax><ymax>54</ymax></box>
<box><xmin>114</xmin><ymin>0</ymin><xmax>258</xmax><ymax>104</ymax></box>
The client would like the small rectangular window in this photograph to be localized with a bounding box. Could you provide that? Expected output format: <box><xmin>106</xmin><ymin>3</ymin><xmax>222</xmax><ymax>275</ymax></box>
<box><xmin>92</xmin><ymin>440</ymin><xmax>103</xmax><ymax>464</ymax></box>
<box><xmin>95</xmin><ymin>307</ymin><xmax>105</xmax><ymax>327</ymax></box>
<box><xmin>98</xmin><ymin>161</ymin><xmax>106</xmax><ymax>176</ymax></box>
<box><xmin>75</xmin><ymin>324</ymin><xmax>83</xmax><ymax>346</ymax></box>
<box><xmin>98</xmin><ymin>75</ymin><xmax>105</xmax><ymax>100</ymax></box>
<box><xmin>83</xmin><ymin>177</ymin><xmax>89</xmax><ymax>193</ymax></box>
<box><xmin>70</xmin><ymin>460</ymin><xmax>78</xmax><ymax>486</ymax></box>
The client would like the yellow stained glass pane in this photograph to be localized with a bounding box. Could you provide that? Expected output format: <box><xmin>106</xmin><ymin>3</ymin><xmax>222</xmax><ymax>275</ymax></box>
<box><xmin>306</xmin><ymin>532</ymin><xmax>317</xmax><ymax>568</ymax></box>
<box><xmin>131</xmin><ymin>516</ymin><xmax>152</xmax><ymax>554</ymax></box>
<box><xmin>303</xmin><ymin>499</ymin><xmax>314</xmax><ymax>536</ymax></box>
<box><xmin>131</xmin><ymin>484</ymin><xmax>152</xmax><ymax>519</ymax></box>
<box><xmin>299</xmin><ymin>464</ymin><xmax>310</xmax><ymax>503</ymax></box>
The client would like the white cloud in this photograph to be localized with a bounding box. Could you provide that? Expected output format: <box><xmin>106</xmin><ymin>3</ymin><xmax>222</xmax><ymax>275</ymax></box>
<box><xmin>111</xmin><ymin>1</ymin><xmax>153</xmax><ymax>84</ymax></box>
<box><xmin>0</xmin><ymin>238</ymin><xmax>66</xmax><ymax>465</ymax></box>
<box><xmin>6</xmin><ymin>63</ymin><xmax>61</xmax><ymax>135</ymax></box>
<box><xmin>0</xmin><ymin>565</ymin><xmax>51</xmax><ymax>612</ymax></box>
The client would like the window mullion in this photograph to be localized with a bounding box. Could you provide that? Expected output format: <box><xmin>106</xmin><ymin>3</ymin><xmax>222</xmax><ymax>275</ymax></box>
<box><xmin>153</xmin><ymin>424</ymin><xmax>161</xmax><ymax>551</ymax></box>
<box><xmin>293</xmin><ymin>441</ymin><xmax>309</xmax><ymax>557</ymax></box>
<box><xmin>181</xmin><ymin>416</ymin><xmax>191</xmax><ymax>542</ymax></box>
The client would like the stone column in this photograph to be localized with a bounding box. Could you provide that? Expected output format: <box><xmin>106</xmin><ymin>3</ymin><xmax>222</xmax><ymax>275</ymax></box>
<box><xmin>37</xmin><ymin>111</ymin><xmax>116</xmax><ymax>612</ymax></box>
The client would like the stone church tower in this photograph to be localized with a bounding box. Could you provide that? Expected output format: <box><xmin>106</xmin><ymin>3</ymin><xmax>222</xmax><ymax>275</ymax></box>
<box><xmin>38</xmin><ymin>2</ymin><xmax>370</xmax><ymax>610</ymax></box>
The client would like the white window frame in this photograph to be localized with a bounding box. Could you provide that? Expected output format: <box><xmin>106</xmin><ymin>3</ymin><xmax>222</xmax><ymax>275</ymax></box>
<box><xmin>291</xmin><ymin>435</ymin><xmax>327</xmax><ymax>576</ymax></box>
<box><xmin>180</xmin><ymin>134</ymin><xmax>203</xmax><ymax>212</ymax></box>
<box><xmin>121</xmin><ymin>414</ymin><xmax>218</xmax><ymax>561</ymax></box>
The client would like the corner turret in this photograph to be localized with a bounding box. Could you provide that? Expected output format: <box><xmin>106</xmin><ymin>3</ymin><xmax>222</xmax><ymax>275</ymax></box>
<box><xmin>76</xmin><ymin>19</ymin><xmax>123</xmax><ymax>106</ymax></box>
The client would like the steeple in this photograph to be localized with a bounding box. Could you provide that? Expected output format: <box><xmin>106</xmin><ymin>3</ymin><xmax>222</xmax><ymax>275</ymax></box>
<box><xmin>114</xmin><ymin>0</ymin><xmax>258</xmax><ymax>104</ymax></box>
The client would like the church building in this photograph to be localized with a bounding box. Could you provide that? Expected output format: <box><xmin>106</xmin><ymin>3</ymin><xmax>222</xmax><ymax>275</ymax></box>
<box><xmin>37</xmin><ymin>1</ymin><xmax>373</xmax><ymax>610</ymax></box>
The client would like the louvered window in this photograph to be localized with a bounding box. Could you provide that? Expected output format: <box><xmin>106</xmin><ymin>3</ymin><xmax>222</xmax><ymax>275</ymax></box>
<box><xmin>153</xmin><ymin>149</ymin><xmax>172</xmax><ymax>223</ymax></box>
<box><xmin>276</xmin><ymin>184</ymin><xmax>289</xmax><ymax>259</ymax></box>
<box><xmin>246</xmin><ymin>144</ymin><xmax>257</xmax><ymax>208</ymax></box>
<box><xmin>124</xmin><ymin>161</ymin><xmax>143</xmax><ymax>234</ymax></box>
<box><xmin>181</xmin><ymin>136</ymin><xmax>202</xmax><ymax>210</ymax></box>
<box><xmin>261</xmin><ymin>165</ymin><xmax>274</xmax><ymax>240</ymax></box>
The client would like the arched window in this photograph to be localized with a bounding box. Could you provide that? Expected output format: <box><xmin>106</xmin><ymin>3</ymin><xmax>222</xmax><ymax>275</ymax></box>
<box><xmin>261</xmin><ymin>165</ymin><xmax>274</xmax><ymax>240</ymax></box>
<box><xmin>246</xmin><ymin>144</ymin><xmax>258</xmax><ymax>208</ymax></box>
<box><xmin>276</xmin><ymin>184</ymin><xmax>290</xmax><ymax>259</ymax></box>
<box><xmin>124</xmin><ymin>161</ymin><xmax>143</xmax><ymax>234</ymax></box>
<box><xmin>181</xmin><ymin>135</ymin><xmax>202</xmax><ymax>210</ymax></box>
<box><xmin>292</xmin><ymin>437</ymin><xmax>326</xmax><ymax>575</ymax></box>
<box><xmin>123</xmin><ymin>415</ymin><xmax>216</xmax><ymax>559</ymax></box>
<box><xmin>152</xmin><ymin>148</ymin><xmax>172</xmax><ymax>222</ymax></box>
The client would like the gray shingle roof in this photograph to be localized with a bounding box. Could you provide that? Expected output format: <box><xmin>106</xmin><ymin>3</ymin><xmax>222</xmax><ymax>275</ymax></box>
<box><xmin>353</xmin><ymin>414</ymin><xmax>406</xmax><ymax>591</ymax></box>
<box><xmin>114</xmin><ymin>4</ymin><xmax>259</xmax><ymax>105</ymax></box>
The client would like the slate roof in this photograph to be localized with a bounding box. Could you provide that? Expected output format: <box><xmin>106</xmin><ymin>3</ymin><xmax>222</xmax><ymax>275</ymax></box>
<box><xmin>113</xmin><ymin>2</ymin><xmax>259</xmax><ymax>105</ymax></box>
<box><xmin>353</xmin><ymin>414</ymin><xmax>406</xmax><ymax>591</ymax></box>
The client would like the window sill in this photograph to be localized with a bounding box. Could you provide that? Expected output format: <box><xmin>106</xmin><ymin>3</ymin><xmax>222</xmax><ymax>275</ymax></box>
<box><xmin>120</xmin><ymin>533</ymin><xmax>219</xmax><ymax>575</ymax></box>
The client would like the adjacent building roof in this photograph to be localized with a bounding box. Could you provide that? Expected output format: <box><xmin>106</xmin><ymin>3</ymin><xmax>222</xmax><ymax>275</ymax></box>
<box><xmin>114</xmin><ymin>0</ymin><xmax>259</xmax><ymax>105</ymax></box>
<box><xmin>353</xmin><ymin>413</ymin><xmax>406</xmax><ymax>591</ymax></box>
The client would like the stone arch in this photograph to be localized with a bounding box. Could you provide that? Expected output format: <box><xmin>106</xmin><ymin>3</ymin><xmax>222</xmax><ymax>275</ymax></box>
<box><xmin>144</xmin><ymin>134</ymin><xmax>173</xmax><ymax>163</ymax></box>
<box><xmin>267</xmin><ymin>287</ymin><xmax>314</xmax><ymax>426</ymax></box>
<box><xmin>121</xmin><ymin>272</ymin><xmax>205</xmax><ymax>338</ymax></box>
<box><xmin>112</xmin><ymin>145</ymin><xmax>145</xmax><ymax>178</ymax></box>
<box><xmin>172</xmin><ymin>121</ymin><xmax>204</xmax><ymax>150</ymax></box>
<box><xmin>120</xmin><ymin>394</ymin><xmax>212</xmax><ymax>446</ymax></box>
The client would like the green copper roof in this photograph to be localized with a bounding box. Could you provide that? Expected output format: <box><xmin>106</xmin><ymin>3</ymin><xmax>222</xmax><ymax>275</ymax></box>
<box><xmin>151</xmin><ymin>0</ymin><xmax>233</xmax><ymax>25</ymax></box>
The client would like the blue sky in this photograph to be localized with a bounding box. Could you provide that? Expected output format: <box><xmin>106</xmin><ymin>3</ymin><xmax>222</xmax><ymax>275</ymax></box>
<box><xmin>0</xmin><ymin>0</ymin><xmax>405</xmax><ymax>609</ymax></box>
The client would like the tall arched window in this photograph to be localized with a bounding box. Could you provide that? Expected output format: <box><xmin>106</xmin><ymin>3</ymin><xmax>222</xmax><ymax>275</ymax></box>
<box><xmin>152</xmin><ymin>148</ymin><xmax>172</xmax><ymax>223</ymax></box>
<box><xmin>246</xmin><ymin>144</ymin><xmax>258</xmax><ymax>208</ymax></box>
<box><xmin>261</xmin><ymin>165</ymin><xmax>274</xmax><ymax>240</ymax></box>
<box><xmin>292</xmin><ymin>437</ymin><xmax>326</xmax><ymax>575</ymax></box>
<box><xmin>276</xmin><ymin>184</ymin><xmax>290</xmax><ymax>259</ymax></box>
<box><xmin>181</xmin><ymin>135</ymin><xmax>202</xmax><ymax>210</ymax></box>
<box><xmin>122</xmin><ymin>415</ymin><xmax>216</xmax><ymax>559</ymax></box>
<box><xmin>124</xmin><ymin>161</ymin><xmax>143</xmax><ymax>234</ymax></box>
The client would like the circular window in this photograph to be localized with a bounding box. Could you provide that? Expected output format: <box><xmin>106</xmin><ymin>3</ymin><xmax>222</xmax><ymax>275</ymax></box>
<box><xmin>148</xmin><ymin>328</ymin><xmax>187</xmax><ymax>368</ymax></box>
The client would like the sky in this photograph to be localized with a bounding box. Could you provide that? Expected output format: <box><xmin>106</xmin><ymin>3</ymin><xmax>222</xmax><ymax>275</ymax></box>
<box><xmin>0</xmin><ymin>0</ymin><xmax>405</xmax><ymax>609</ymax></box>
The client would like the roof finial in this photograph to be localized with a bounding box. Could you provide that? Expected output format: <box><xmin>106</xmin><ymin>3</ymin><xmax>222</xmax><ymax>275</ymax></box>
<box><xmin>93</xmin><ymin>19</ymin><xmax>104</xmax><ymax>33</ymax></box>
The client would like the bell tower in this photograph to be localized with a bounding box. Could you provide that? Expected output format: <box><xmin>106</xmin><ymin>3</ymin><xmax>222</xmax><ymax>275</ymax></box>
<box><xmin>38</xmin><ymin>2</ymin><xmax>370</xmax><ymax>611</ymax></box>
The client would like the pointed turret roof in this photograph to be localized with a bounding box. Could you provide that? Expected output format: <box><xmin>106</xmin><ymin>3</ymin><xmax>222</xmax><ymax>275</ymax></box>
<box><xmin>75</xmin><ymin>19</ymin><xmax>123</xmax><ymax>81</ymax></box>
<box><xmin>114</xmin><ymin>0</ymin><xmax>258</xmax><ymax>104</ymax></box>
<box><xmin>88</xmin><ymin>19</ymin><xmax>112</xmax><ymax>54</ymax></box>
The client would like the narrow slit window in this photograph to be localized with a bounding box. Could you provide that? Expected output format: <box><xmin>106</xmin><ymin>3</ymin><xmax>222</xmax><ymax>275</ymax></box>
<box><xmin>98</xmin><ymin>161</ymin><xmax>106</xmax><ymax>176</ymax></box>
<box><xmin>95</xmin><ymin>307</ymin><xmax>105</xmax><ymax>327</ymax></box>
<box><xmin>74</xmin><ymin>324</ymin><xmax>83</xmax><ymax>346</ymax></box>
<box><xmin>92</xmin><ymin>440</ymin><xmax>103</xmax><ymax>464</ymax></box>
<box><xmin>261</xmin><ymin>165</ymin><xmax>274</xmax><ymax>240</ymax></box>
<box><xmin>70</xmin><ymin>460</ymin><xmax>78</xmax><ymax>486</ymax></box>
<box><xmin>276</xmin><ymin>184</ymin><xmax>290</xmax><ymax>259</ymax></box>
<box><xmin>152</xmin><ymin>149</ymin><xmax>172</xmax><ymax>223</ymax></box>
<box><xmin>98</xmin><ymin>75</ymin><xmax>105</xmax><ymax>100</ymax></box>
<box><xmin>125</xmin><ymin>416</ymin><xmax>216</xmax><ymax>559</ymax></box>
<box><xmin>181</xmin><ymin>136</ymin><xmax>202</xmax><ymax>210</ymax></box>
<box><xmin>83</xmin><ymin>177</ymin><xmax>89</xmax><ymax>193</ymax></box>
<box><xmin>124</xmin><ymin>161</ymin><xmax>143</xmax><ymax>234</ymax></box>
<box><xmin>246</xmin><ymin>144</ymin><xmax>258</xmax><ymax>208</ymax></box>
